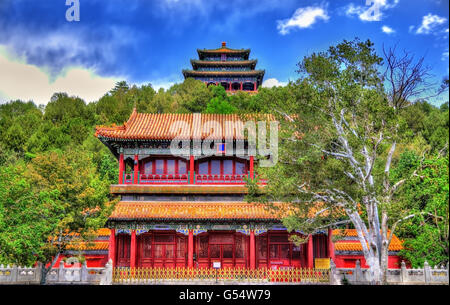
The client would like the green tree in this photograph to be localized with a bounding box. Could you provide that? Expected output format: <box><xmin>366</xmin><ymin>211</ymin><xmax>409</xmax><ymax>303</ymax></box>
<box><xmin>0</xmin><ymin>163</ymin><xmax>61</xmax><ymax>267</ymax></box>
<box><xmin>204</xmin><ymin>85</ymin><xmax>237</xmax><ymax>114</ymax></box>
<box><xmin>247</xmin><ymin>39</ymin><xmax>425</xmax><ymax>284</ymax></box>
<box><xmin>12</xmin><ymin>149</ymin><xmax>115</xmax><ymax>283</ymax></box>
<box><xmin>393</xmin><ymin>153</ymin><xmax>449</xmax><ymax>267</ymax></box>
<box><xmin>170</xmin><ymin>78</ymin><xmax>212</xmax><ymax>113</ymax></box>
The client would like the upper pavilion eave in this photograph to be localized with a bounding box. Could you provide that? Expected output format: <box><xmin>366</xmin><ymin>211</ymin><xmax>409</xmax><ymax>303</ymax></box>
<box><xmin>197</xmin><ymin>42</ymin><xmax>250</xmax><ymax>60</ymax></box>
<box><xmin>190</xmin><ymin>59</ymin><xmax>257</xmax><ymax>69</ymax></box>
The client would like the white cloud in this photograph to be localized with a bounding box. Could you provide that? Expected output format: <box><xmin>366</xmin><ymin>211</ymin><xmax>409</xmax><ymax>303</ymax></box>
<box><xmin>382</xmin><ymin>25</ymin><xmax>395</xmax><ymax>34</ymax></box>
<box><xmin>262</xmin><ymin>78</ymin><xmax>287</xmax><ymax>88</ymax></box>
<box><xmin>442</xmin><ymin>49</ymin><xmax>449</xmax><ymax>61</ymax></box>
<box><xmin>415</xmin><ymin>13</ymin><xmax>447</xmax><ymax>34</ymax></box>
<box><xmin>344</xmin><ymin>0</ymin><xmax>399</xmax><ymax>22</ymax></box>
<box><xmin>0</xmin><ymin>46</ymin><xmax>120</xmax><ymax>105</ymax></box>
<box><xmin>277</xmin><ymin>6</ymin><xmax>329</xmax><ymax>35</ymax></box>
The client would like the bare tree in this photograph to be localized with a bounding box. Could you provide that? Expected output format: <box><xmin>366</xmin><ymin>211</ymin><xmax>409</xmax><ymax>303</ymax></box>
<box><xmin>383</xmin><ymin>45</ymin><xmax>434</xmax><ymax>111</ymax></box>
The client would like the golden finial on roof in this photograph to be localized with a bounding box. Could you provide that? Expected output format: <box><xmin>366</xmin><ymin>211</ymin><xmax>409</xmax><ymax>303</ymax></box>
<box><xmin>222</xmin><ymin>41</ymin><xmax>226</xmax><ymax>48</ymax></box>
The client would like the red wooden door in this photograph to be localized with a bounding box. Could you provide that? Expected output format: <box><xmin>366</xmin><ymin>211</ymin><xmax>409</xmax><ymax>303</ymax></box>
<box><xmin>138</xmin><ymin>234</ymin><xmax>153</xmax><ymax>267</ymax></box>
<box><xmin>153</xmin><ymin>234</ymin><xmax>175</xmax><ymax>268</ymax></box>
<box><xmin>116</xmin><ymin>234</ymin><xmax>130</xmax><ymax>267</ymax></box>
<box><xmin>258</xmin><ymin>233</ymin><xmax>304</xmax><ymax>269</ymax></box>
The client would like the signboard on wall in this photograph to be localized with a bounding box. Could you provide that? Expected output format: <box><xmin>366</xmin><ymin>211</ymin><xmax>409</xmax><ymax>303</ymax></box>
<box><xmin>315</xmin><ymin>258</ymin><xmax>330</xmax><ymax>269</ymax></box>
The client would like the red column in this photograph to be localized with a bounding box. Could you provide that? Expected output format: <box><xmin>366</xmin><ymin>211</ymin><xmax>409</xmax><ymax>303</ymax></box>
<box><xmin>229</xmin><ymin>82</ymin><xmax>232</xmax><ymax>91</ymax></box>
<box><xmin>253</xmin><ymin>82</ymin><xmax>256</xmax><ymax>91</ymax></box>
<box><xmin>133</xmin><ymin>154</ymin><xmax>139</xmax><ymax>184</ymax></box>
<box><xmin>130</xmin><ymin>230</ymin><xmax>136</xmax><ymax>268</ymax></box>
<box><xmin>240</xmin><ymin>82</ymin><xmax>243</xmax><ymax>90</ymax></box>
<box><xmin>307</xmin><ymin>234</ymin><xmax>314</xmax><ymax>269</ymax></box>
<box><xmin>189</xmin><ymin>155</ymin><xmax>194</xmax><ymax>184</ymax></box>
<box><xmin>188</xmin><ymin>230</ymin><xmax>194</xmax><ymax>268</ymax></box>
<box><xmin>118</xmin><ymin>154</ymin><xmax>124</xmax><ymax>184</ymax></box>
<box><xmin>250</xmin><ymin>230</ymin><xmax>256</xmax><ymax>269</ymax></box>
<box><xmin>249</xmin><ymin>155</ymin><xmax>254</xmax><ymax>180</ymax></box>
<box><xmin>108</xmin><ymin>228</ymin><xmax>116</xmax><ymax>267</ymax></box>
<box><xmin>328</xmin><ymin>228</ymin><xmax>335</xmax><ymax>262</ymax></box>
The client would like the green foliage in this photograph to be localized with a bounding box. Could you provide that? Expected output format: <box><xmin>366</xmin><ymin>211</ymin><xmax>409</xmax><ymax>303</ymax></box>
<box><xmin>393</xmin><ymin>154</ymin><xmax>449</xmax><ymax>267</ymax></box>
<box><xmin>0</xmin><ymin>163</ymin><xmax>60</xmax><ymax>266</ymax></box>
<box><xmin>204</xmin><ymin>85</ymin><xmax>237</xmax><ymax>114</ymax></box>
<box><xmin>170</xmin><ymin>78</ymin><xmax>212</xmax><ymax>113</ymax></box>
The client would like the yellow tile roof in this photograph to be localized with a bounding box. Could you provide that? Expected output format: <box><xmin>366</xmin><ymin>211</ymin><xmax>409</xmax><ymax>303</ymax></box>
<box><xmin>95</xmin><ymin>110</ymin><xmax>274</xmax><ymax>141</ymax></box>
<box><xmin>66</xmin><ymin>241</ymin><xmax>109</xmax><ymax>251</ymax></box>
<box><xmin>109</xmin><ymin>201</ymin><xmax>283</xmax><ymax>220</ymax></box>
<box><xmin>333</xmin><ymin>229</ymin><xmax>403</xmax><ymax>251</ymax></box>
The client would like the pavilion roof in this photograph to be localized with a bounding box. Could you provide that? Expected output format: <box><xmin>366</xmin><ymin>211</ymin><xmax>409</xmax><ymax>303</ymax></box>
<box><xmin>333</xmin><ymin>229</ymin><xmax>404</xmax><ymax>251</ymax></box>
<box><xmin>182</xmin><ymin>69</ymin><xmax>265</xmax><ymax>78</ymax></box>
<box><xmin>95</xmin><ymin>110</ymin><xmax>275</xmax><ymax>141</ymax></box>
<box><xmin>108</xmin><ymin>201</ymin><xmax>286</xmax><ymax>221</ymax></box>
<box><xmin>190</xmin><ymin>59</ymin><xmax>257</xmax><ymax>69</ymax></box>
<box><xmin>66</xmin><ymin>241</ymin><xmax>109</xmax><ymax>251</ymax></box>
<box><xmin>197</xmin><ymin>42</ymin><xmax>250</xmax><ymax>59</ymax></box>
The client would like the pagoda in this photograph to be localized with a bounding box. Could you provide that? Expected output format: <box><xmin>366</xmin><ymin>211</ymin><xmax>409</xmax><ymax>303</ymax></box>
<box><xmin>82</xmin><ymin>111</ymin><xmax>405</xmax><ymax>271</ymax></box>
<box><xmin>182</xmin><ymin>42</ymin><xmax>265</xmax><ymax>92</ymax></box>
<box><xmin>92</xmin><ymin>111</ymin><xmax>334</xmax><ymax>269</ymax></box>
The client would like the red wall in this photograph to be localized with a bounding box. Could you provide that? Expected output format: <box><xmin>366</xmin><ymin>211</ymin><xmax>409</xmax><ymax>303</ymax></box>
<box><xmin>49</xmin><ymin>254</ymin><xmax>108</xmax><ymax>268</ymax></box>
<box><xmin>334</xmin><ymin>254</ymin><xmax>404</xmax><ymax>269</ymax></box>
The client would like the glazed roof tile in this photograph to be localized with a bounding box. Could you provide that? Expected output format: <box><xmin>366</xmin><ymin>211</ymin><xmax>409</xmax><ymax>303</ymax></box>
<box><xmin>95</xmin><ymin>111</ymin><xmax>274</xmax><ymax>140</ymax></box>
<box><xmin>66</xmin><ymin>241</ymin><xmax>109</xmax><ymax>251</ymax></box>
<box><xmin>333</xmin><ymin>229</ymin><xmax>403</xmax><ymax>251</ymax></box>
<box><xmin>109</xmin><ymin>201</ymin><xmax>283</xmax><ymax>221</ymax></box>
<box><xmin>183</xmin><ymin>70</ymin><xmax>265</xmax><ymax>77</ymax></box>
<box><xmin>190</xmin><ymin>59</ymin><xmax>257</xmax><ymax>67</ymax></box>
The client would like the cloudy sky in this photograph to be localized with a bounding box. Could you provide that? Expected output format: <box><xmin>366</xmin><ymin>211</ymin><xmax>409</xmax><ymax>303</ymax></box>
<box><xmin>0</xmin><ymin>0</ymin><xmax>448</xmax><ymax>105</ymax></box>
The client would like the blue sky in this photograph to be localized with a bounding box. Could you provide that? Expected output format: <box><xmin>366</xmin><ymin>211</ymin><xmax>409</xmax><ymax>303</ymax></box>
<box><xmin>0</xmin><ymin>0</ymin><xmax>448</xmax><ymax>105</ymax></box>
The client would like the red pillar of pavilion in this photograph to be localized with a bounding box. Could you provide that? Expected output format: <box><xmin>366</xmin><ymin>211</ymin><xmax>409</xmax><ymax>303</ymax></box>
<box><xmin>108</xmin><ymin>229</ymin><xmax>116</xmax><ymax>267</ymax></box>
<box><xmin>189</xmin><ymin>155</ymin><xmax>194</xmax><ymax>184</ymax></box>
<box><xmin>253</xmin><ymin>82</ymin><xmax>256</xmax><ymax>91</ymax></box>
<box><xmin>118</xmin><ymin>153</ymin><xmax>124</xmax><ymax>184</ymax></box>
<box><xmin>188</xmin><ymin>230</ymin><xmax>194</xmax><ymax>268</ymax></box>
<box><xmin>307</xmin><ymin>235</ymin><xmax>314</xmax><ymax>269</ymax></box>
<box><xmin>328</xmin><ymin>227</ymin><xmax>335</xmax><ymax>262</ymax></box>
<box><xmin>249</xmin><ymin>155</ymin><xmax>254</xmax><ymax>180</ymax></box>
<box><xmin>133</xmin><ymin>154</ymin><xmax>139</xmax><ymax>184</ymax></box>
<box><xmin>249</xmin><ymin>230</ymin><xmax>256</xmax><ymax>269</ymax></box>
<box><xmin>130</xmin><ymin>230</ymin><xmax>136</xmax><ymax>268</ymax></box>
<box><xmin>229</xmin><ymin>82</ymin><xmax>232</xmax><ymax>91</ymax></box>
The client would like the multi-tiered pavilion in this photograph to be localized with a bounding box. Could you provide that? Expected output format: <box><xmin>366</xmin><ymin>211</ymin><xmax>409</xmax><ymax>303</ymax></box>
<box><xmin>182</xmin><ymin>42</ymin><xmax>265</xmax><ymax>92</ymax></box>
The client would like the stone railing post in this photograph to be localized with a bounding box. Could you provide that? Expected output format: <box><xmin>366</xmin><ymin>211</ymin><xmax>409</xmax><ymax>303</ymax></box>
<box><xmin>11</xmin><ymin>265</ymin><xmax>18</xmax><ymax>283</ymax></box>
<box><xmin>355</xmin><ymin>260</ymin><xmax>362</xmax><ymax>283</ymax></box>
<box><xmin>329</xmin><ymin>259</ymin><xmax>340</xmax><ymax>285</ymax></box>
<box><xmin>400</xmin><ymin>261</ymin><xmax>407</xmax><ymax>283</ymax></box>
<box><xmin>58</xmin><ymin>261</ymin><xmax>64</xmax><ymax>282</ymax></box>
<box><xmin>100</xmin><ymin>259</ymin><xmax>113</xmax><ymax>285</ymax></box>
<box><xmin>447</xmin><ymin>262</ymin><xmax>449</xmax><ymax>280</ymax></box>
<box><xmin>423</xmin><ymin>261</ymin><xmax>431</xmax><ymax>284</ymax></box>
<box><xmin>35</xmin><ymin>262</ymin><xmax>42</xmax><ymax>283</ymax></box>
<box><xmin>81</xmin><ymin>261</ymin><xmax>88</xmax><ymax>283</ymax></box>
